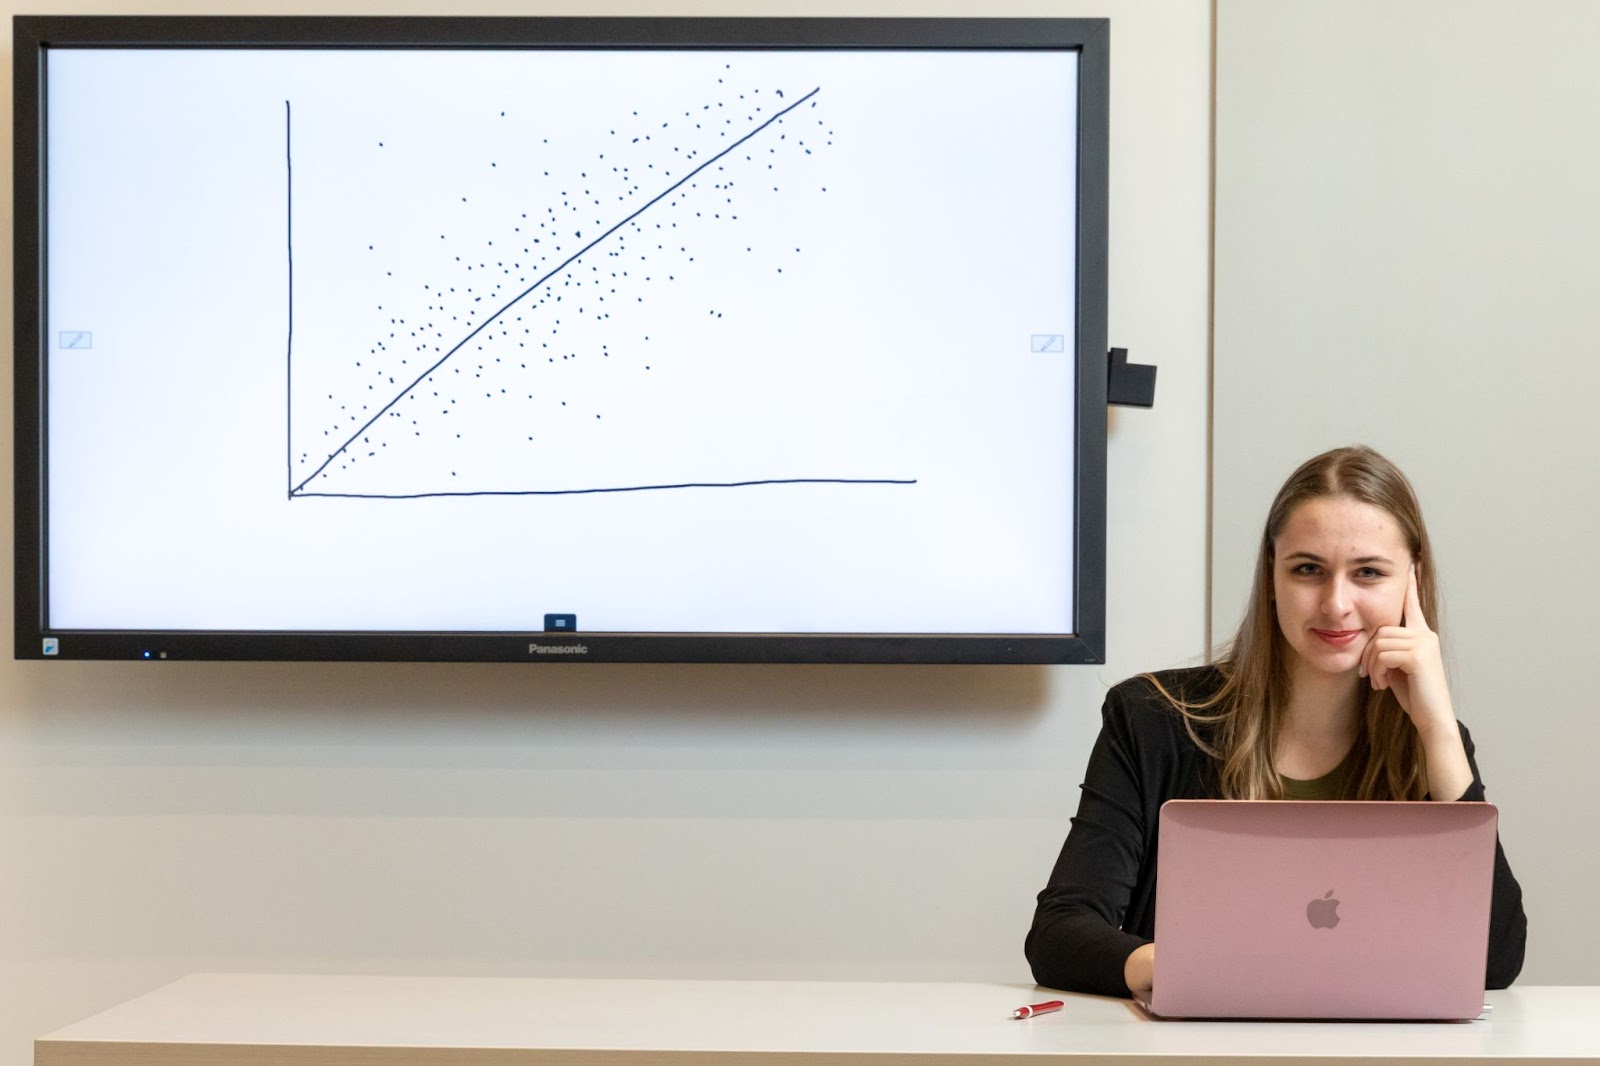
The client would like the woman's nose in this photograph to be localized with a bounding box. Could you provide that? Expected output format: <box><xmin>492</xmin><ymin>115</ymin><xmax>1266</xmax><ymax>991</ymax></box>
<box><xmin>1322</xmin><ymin>578</ymin><xmax>1351</xmax><ymax>616</ymax></box>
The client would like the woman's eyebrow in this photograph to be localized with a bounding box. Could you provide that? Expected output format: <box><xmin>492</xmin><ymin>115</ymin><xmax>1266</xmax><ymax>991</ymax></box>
<box><xmin>1283</xmin><ymin>551</ymin><xmax>1396</xmax><ymax>566</ymax></box>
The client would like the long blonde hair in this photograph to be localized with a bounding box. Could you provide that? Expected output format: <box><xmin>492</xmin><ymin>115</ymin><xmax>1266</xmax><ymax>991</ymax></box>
<box><xmin>1157</xmin><ymin>445</ymin><xmax>1438</xmax><ymax>800</ymax></box>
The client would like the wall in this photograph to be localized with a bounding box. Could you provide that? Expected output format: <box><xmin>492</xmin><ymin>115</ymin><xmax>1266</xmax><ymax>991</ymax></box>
<box><xmin>0</xmin><ymin>2</ymin><xmax>1212</xmax><ymax>1062</ymax></box>
<box><xmin>1214</xmin><ymin>0</ymin><xmax>1600</xmax><ymax>982</ymax></box>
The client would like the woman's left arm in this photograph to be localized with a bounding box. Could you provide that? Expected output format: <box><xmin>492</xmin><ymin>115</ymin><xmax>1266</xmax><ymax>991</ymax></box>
<box><xmin>1457</xmin><ymin>722</ymin><xmax>1529</xmax><ymax>988</ymax></box>
<box><xmin>1362</xmin><ymin>565</ymin><xmax>1473</xmax><ymax>801</ymax></box>
<box><xmin>1363</xmin><ymin>568</ymin><xmax>1527</xmax><ymax>985</ymax></box>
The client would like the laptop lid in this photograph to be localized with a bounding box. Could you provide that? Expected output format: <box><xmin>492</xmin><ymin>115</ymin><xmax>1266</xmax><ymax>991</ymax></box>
<box><xmin>1147</xmin><ymin>800</ymin><xmax>1498</xmax><ymax>1021</ymax></box>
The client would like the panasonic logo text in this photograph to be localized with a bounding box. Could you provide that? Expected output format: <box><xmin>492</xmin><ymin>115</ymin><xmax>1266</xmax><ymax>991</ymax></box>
<box><xmin>528</xmin><ymin>643</ymin><xmax>589</xmax><ymax>655</ymax></box>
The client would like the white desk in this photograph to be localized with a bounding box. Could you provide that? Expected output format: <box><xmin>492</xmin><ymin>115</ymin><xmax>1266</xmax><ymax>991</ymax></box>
<box><xmin>34</xmin><ymin>974</ymin><xmax>1600</xmax><ymax>1066</ymax></box>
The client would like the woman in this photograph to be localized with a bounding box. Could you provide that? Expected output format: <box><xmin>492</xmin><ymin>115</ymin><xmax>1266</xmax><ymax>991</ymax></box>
<box><xmin>1025</xmin><ymin>445</ymin><xmax>1527</xmax><ymax>997</ymax></box>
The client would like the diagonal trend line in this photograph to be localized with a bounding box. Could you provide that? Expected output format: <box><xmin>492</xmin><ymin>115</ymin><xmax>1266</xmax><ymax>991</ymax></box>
<box><xmin>293</xmin><ymin>86</ymin><xmax>822</xmax><ymax>496</ymax></box>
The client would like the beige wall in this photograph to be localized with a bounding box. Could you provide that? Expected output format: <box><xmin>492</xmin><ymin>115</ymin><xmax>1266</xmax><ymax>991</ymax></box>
<box><xmin>1214</xmin><ymin>0</ymin><xmax>1600</xmax><ymax>983</ymax></box>
<box><xmin>0</xmin><ymin>3</ymin><xmax>1212</xmax><ymax>1063</ymax></box>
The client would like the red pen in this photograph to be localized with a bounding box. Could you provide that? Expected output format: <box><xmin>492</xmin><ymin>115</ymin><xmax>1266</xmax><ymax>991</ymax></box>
<box><xmin>1010</xmin><ymin>1000</ymin><xmax>1064</xmax><ymax>1019</ymax></box>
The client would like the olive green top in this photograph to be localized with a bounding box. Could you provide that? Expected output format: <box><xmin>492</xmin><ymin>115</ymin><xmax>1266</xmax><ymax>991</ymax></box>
<box><xmin>1279</xmin><ymin>747</ymin><xmax>1359</xmax><ymax>800</ymax></box>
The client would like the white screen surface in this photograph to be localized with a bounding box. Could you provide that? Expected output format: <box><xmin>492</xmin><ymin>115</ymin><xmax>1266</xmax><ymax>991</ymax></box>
<box><xmin>45</xmin><ymin>47</ymin><xmax>1078</xmax><ymax>635</ymax></box>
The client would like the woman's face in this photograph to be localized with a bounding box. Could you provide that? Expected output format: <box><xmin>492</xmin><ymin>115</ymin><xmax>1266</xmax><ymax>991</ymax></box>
<box><xmin>1272</xmin><ymin>495</ymin><xmax>1412</xmax><ymax>679</ymax></box>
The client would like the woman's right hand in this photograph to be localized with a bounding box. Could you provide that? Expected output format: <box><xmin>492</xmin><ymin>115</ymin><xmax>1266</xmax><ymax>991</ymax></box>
<box><xmin>1124</xmin><ymin>943</ymin><xmax>1155</xmax><ymax>994</ymax></box>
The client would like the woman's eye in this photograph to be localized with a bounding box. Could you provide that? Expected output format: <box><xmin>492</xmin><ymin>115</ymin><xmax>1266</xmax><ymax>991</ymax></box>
<box><xmin>1356</xmin><ymin>567</ymin><xmax>1384</xmax><ymax>580</ymax></box>
<box><xmin>1293</xmin><ymin>563</ymin><xmax>1319</xmax><ymax>576</ymax></box>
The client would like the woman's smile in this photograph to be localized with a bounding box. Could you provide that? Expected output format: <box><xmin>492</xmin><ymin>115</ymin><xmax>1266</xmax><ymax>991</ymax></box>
<box><xmin>1311</xmin><ymin>628</ymin><xmax>1362</xmax><ymax>647</ymax></box>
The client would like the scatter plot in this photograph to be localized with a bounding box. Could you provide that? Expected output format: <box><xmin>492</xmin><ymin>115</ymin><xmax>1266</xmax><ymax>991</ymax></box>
<box><xmin>45</xmin><ymin>45</ymin><xmax>1080</xmax><ymax>637</ymax></box>
<box><xmin>288</xmin><ymin>69</ymin><xmax>893</xmax><ymax>499</ymax></box>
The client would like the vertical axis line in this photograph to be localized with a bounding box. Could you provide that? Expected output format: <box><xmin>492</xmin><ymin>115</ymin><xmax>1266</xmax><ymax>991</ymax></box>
<box><xmin>285</xmin><ymin>100</ymin><xmax>295</xmax><ymax>500</ymax></box>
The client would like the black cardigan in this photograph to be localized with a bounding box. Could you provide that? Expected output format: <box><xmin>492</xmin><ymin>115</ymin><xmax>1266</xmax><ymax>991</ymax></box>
<box><xmin>1025</xmin><ymin>666</ymin><xmax>1528</xmax><ymax>997</ymax></box>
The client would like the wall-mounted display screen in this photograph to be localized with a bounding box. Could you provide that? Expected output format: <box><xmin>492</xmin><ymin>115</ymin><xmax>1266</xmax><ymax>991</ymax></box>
<box><xmin>13</xmin><ymin>16</ymin><xmax>1108</xmax><ymax>663</ymax></box>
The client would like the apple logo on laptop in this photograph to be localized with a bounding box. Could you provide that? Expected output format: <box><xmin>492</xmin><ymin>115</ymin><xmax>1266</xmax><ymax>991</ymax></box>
<box><xmin>1306</xmin><ymin>890</ymin><xmax>1341</xmax><ymax>929</ymax></box>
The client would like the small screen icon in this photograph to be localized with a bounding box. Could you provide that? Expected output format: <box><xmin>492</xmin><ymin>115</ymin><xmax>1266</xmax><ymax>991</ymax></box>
<box><xmin>59</xmin><ymin>331</ymin><xmax>93</xmax><ymax>349</ymax></box>
<box><xmin>1030</xmin><ymin>334</ymin><xmax>1065</xmax><ymax>353</ymax></box>
<box><xmin>42</xmin><ymin>637</ymin><xmax>60</xmax><ymax>656</ymax></box>
<box><xmin>544</xmin><ymin>613</ymin><xmax>578</xmax><ymax>632</ymax></box>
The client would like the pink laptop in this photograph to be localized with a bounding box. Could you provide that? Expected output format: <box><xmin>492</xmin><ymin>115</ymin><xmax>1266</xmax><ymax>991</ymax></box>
<box><xmin>1138</xmin><ymin>800</ymin><xmax>1497</xmax><ymax>1021</ymax></box>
